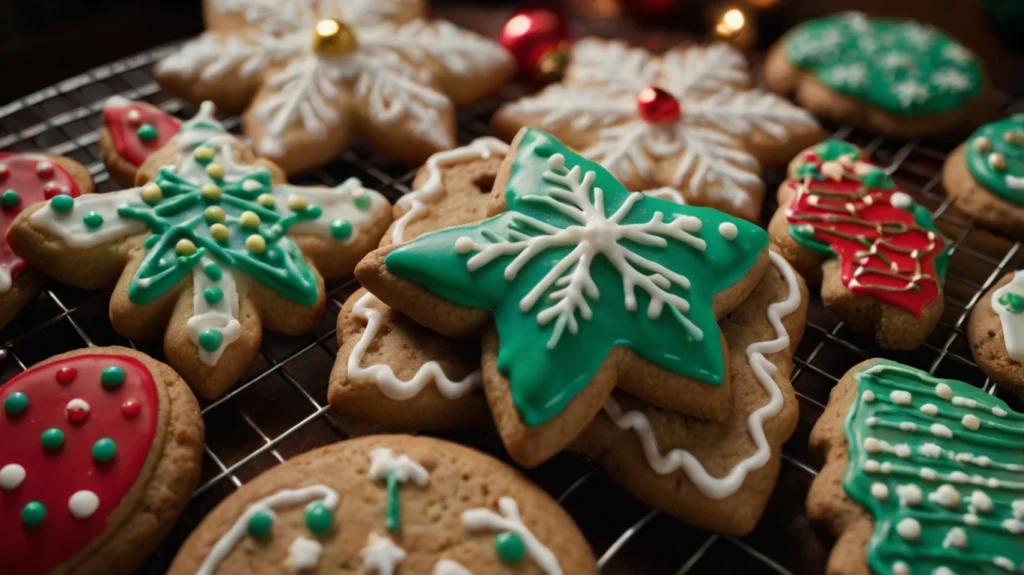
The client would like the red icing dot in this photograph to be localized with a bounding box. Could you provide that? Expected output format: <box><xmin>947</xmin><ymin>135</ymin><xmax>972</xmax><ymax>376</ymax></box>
<box><xmin>803</xmin><ymin>151</ymin><xmax>818</xmax><ymax>162</ymax></box>
<box><xmin>120</xmin><ymin>399</ymin><xmax>141</xmax><ymax>419</ymax></box>
<box><xmin>65</xmin><ymin>399</ymin><xmax>90</xmax><ymax>425</ymax></box>
<box><xmin>35</xmin><ymin>162</ymin><xmax>53</xmax><ymax>179</ymax></box>
<box><xmin>55</xmin><ymin>366</ymin><xmax>77</xmax><ymax>385</ymax></box>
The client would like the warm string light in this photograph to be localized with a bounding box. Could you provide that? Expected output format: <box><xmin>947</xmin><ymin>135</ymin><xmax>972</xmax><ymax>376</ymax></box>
<box><xmin>710</xmin><ymin>3</ymin><xmax>757</xmax><ymax>50</ymax></box>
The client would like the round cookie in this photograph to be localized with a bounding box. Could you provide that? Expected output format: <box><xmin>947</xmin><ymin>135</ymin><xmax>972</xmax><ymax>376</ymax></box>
<box><xmin>0</xmin><ymin>346</ymin><xmax>203</xmax><ymax>575</ymax></box>
<box><xmin>168</xmin><ymin>435</ymin><xmax>595</xmax><ymax>574</ymax></box>
<box><xmin>100</xmin><ymin>97</ymin><xmax>181</xmax><ymax>188</ymax></box>
<box><xmin>765</xmin><ymin>11</ymin><xmax>991</xmax><ymax>138</ymax></box>
<box><xmin>967</xmin><ymin>270</ymin><xmax>1024</xmax><ymax>398</ymax></box>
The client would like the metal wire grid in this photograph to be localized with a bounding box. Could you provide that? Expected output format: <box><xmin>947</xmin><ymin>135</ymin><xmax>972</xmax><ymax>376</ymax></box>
<box><xmin>1</xmin><ymin>42</ymin><xmax>1022</xmax><ymax>575</ymax></box>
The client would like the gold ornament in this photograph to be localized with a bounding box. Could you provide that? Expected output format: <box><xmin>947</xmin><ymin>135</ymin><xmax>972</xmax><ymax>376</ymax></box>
<box><xmin>989</xmin><ymin>152</ymin><xmax>1007</xmax><ymax>171</ymax></box>
<box><xmin>711</xmin><ymin>5</ymin><xmax>756</xmax><ymax>50</ymax></box>
<box><xmin>974</xmin><ymin>136</ymin><xmax>992</xmax><ymax>153</ymax></box>
<box><xmin>312</xmin><ymin>19</ymin><xmax>357</xmax><ymax>57</ymax></box>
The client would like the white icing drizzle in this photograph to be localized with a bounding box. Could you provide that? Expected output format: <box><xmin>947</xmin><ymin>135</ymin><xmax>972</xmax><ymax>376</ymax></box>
<box><xmin>68</xmin><ymin>490</ymin><xmax>100</xmax><ymax>519</ymax></box>
<box><xmin>348</xmin><ymin>292</ymin><xmax>481</xmax><ymax>400</ymax></box>
<box><xmin>0</xmin><ymin>463</ymin><xmax>26</xmax><ymax>490</ymax></box>
<box><xmin>30</xmin><ymin>186</ymin><xmax>147</xmax><ymax>248</ymax></box>
<box><xmin>186</xmin><ymin>256</ymin><xmax>241</xmax><ymax>366</ymax></box>
<box><xmin>391</xmin><ymin>138</ymin><xmax>509</xmax><ymax>245</ymax></box>
<box><xmin>288</xmin><ymin>537</ymin><xmax>322</xmax><ymax>571</ymax></box>
<box><xmin>196</xmin><ymin>485</ymin><xmax>340</xmax><ymax>575</ymax></box>
<box><xmin>362</xmin><ymin>532</ymin><xmax>406</xmax><ymax>575</ymax></box>
<box><xmin>273</xmin><ymin>177</ymin><xmax>387</xmax><ymax>241</ymax></box>
<box><xmin>640</xmin><ymin>187</ymin><xmax>687</xmax><ymax>204</ymax></box>
<box><xmin>369</xmin><ymin>447</ymin><xmax>430</xmax><ymax>485</ymax></box>
<box><xmin>601</xmin><ymin>250</ymin><xmax>801</xmax><ymax>499</ymax></box>
<box><xmin>992</xmin><ymin>270</ymin><xmax>1024</xmax><ymax>364</ymax></box>
<box><xmin>462</xmin><ymin>497</ymin><xmax>562</xmax><ymax>575</ymax></box>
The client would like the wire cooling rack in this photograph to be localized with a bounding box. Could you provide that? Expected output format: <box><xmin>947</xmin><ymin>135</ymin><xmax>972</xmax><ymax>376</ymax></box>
<box><xmin>2</xmin><ymin>41</ymin><xmax>1022</xmax><ymax>575</ymax></box>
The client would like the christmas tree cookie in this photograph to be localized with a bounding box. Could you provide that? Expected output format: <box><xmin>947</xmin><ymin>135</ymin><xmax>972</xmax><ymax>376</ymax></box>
<box><xmin>493</xmin><ymin>37</ymin><xmax>824</xmax><ymax>222</ymax></box>
<box><xmin>809</xmin><ymin>359</ymin><xmax>1024</xmax><ymax>575</ymax></box>
<box><xmin>0</xmin><ymin>152</ymin><xmax>93</xmax><ymax>331</ymax></box>
<box><xmin>766</xmin><ymin>12</ymin><xmax>990</xmax><ymax>138</ymax></box>
<box><xmin>768</xmin><ymin>140</ymin><xmax>950</xmax><ymax>349</ymax></box>
<box><xmin>168</xmin><ymin>435</ymin><xmax>595</xmax><ymax>574</ymax></box>
<box><xmin>968</xmin><ymin>271</ymin><xmax>1024</xmax><ymax>399</ymax></box>
<box><xmin>356</xmin><ymin>128</ymin><xmax>772</xmax><ymax>466</ymax></box>
<box><xmin>155</xmin><ymin>0</ymin><xmax>515</xmax><ymax>175</ymax></box>
<box><xmin>100</xmin><ymin>97</ymin><xmax>181</xmax><ymax>187</ymax></box>
<box><xmin>0</xmin><ymin>346</ymin><xmax>202</xmax><ymax>575</ymax></box>
<box><xmin>8</xmin><ymin>102</ymin><xmax>392</xmax><ymax>398</ymax></box>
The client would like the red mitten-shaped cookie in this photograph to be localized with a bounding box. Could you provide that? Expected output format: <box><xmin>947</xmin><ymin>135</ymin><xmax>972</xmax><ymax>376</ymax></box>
<box><xmin>100</xmin><ymin>96</ymin><xmax>181</xmax><ymax>187</ymax></box>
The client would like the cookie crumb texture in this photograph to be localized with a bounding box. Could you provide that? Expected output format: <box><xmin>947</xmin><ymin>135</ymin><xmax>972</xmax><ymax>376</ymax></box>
<box><xmin>169</xmin><ymin>435</ymin><xmax>596</xmax><ymax>574</ymax></box>
<box><xmin>808</xmin><ymin>359</ymin><xmax>1024</xmax><ymax>575</ymax></box>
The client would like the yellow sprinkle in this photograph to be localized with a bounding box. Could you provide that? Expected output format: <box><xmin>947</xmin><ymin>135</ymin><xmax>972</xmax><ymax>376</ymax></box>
<box><xmin>175</xmin><ymin>239</ymin><xmax>197</xmax><ymax>256</ymax></box>
<box><xmin>257</xmin><ymin>194</ymin><xmax>276</xmax><ymax>208</ymax></box>
<box><xmin>287</xmin><ymin>193</ymin><xmax>308</xmax><ymax>211</ymax></box>
<box><xmin>193</xmin><ymin>146</ymin><xmax>215</xmax><ymax>162</ymax></box>
<box><xmin>245</xmin><ymin>234</ymin><xmax>266</xmax><ymax>254</ymax></box>
<box><xmin>204</xmin><ymin>206</ymin><xmax>226</xmax><ymax>223</ymax></box>
<box><xmin>239</xmin><ymin>211</ymin><xmax>261</xmax><ymax>228</ymax></box>
<box><xmin>210</xmin><ymin>223</ymin><xmax>230</xmax><ymax>243</ymax></box>
<box><xmin>205</xmin><ymin>163</ymin><xmax>225</xmax><ymax>179</ymax></box>
<box><xmin>140</xmin><ymin>183</ymin><xmax>163</xmax><ymax>204</ymax></box>
<box><xmin>200</xmin><ymin>183</ymin><xmax>222</xmax><ymax>200</ymax></box>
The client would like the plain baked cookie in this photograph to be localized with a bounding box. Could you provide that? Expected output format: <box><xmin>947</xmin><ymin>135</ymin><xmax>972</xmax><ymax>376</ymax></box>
<box><xmin>574</xmin><ymin>250</ymin><xmax>809</xmax><ymax>535</ymax></box>
<box><xmin>0</xmin><ymin>152</ymin><xmax>93</xmax><ymax>331</ymax></box>
<box><xmin>356</xmin><ymin>128</ymin><xmax>772</xmax><ymax>467</ymax></box>
<box><xmin>942</xmin><ymin>114</ymin><xmax>1024</xmax><ymax>240</ymax></box>
<box><xmin>8</xmin><ymin>102</ymin><xmax>392</xmax><ymax>399</ymax></box>
<box><xmin>155</xmin><ymin>0</ymin><xmax>515</xmax><ymax>175</ymax></box>
<box><xmin>764</xmin><ymin>11</ymin><xmax>991</xmax><ymax>138</ymax></box>
<box><xmin>967</xmin><ymin>270</ymin><xmax>1024</xmax><ymax>398</ymax></box>
<box><xmin>168</xmin><ymin>434</ymin><xmax>596</xmax><ymax>575</ymax></box>
<box><xmin>0</xmin><ymin>346</ymin><xmax>203</xmax><ymax>575</ymax></box>
<box><xmin>807</xmin><ymin>358</ymin><xmax>1023</xmax><ymax>575</ymax></box>
<box><xmin>493</xmin><ymin>37</ymin><xmax>823</xmax><ymax>222</ymax></box>
<box><xmin>768</xmin><ymin>140</ymin><xmax>949</xmax><ymax>349</ymax></box>
<box><xmin>100</xmin><ymin>97</ymin><xmax>181</xmax><ymax>187</ymax></box>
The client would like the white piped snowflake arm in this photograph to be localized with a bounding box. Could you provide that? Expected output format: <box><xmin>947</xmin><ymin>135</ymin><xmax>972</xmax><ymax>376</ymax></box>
<box><xmin>685</xmin><ymin>88</ymin><xmax>819</xmax><ymax>141</ymax></box>
<box><xmin>252</xmin><ymin>56</ymin><xmax>344</xmax><ymax>156</ymax></box>
<box><xmin>156</xmin><ymin>32</ymin><xmax>302</xmax><ymax>82</ymax></box>
<box><xmin>566</xmin><ymin>38</ymin><xmax>658</xmax><ymax>91</ymax></box>
<box><xmin>584</xmin><ymin>122</ymin><xmax>681</xmax><ymax>182</ymax></box>
<box><xmin>505</xmin><ymin>85</ymin><xmax>637</xmax><ymax>131</ymax></box>
<box><xmin>362</xmin><ymin>20</ymin><xmax>511</xmax><ymax>78</ymax></box>
<box><xmin>329</xmin><ymin>0</ymin><xmax>425</xmax><ymax>27</ymax></box>
<box><xmin>659</xmin><ymin>42</ymin><xmax>750</xmax><ymax>96</ymax></box>
<box><xmin>673</xmin><ymin>125</ymin><xmax>762</xmax><ymax>207</ymax></box>
<box><xmin>462</xmin><ymin>497</ymin><xmax>563</xmax><ymax>575</ymax></box>
<box><xmin>214</xmin><ymin>0</ymin><xmax>315</xmax><ymax>33</ymax></box>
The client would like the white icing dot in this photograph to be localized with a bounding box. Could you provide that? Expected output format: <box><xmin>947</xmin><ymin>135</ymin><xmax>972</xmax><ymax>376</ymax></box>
<box><xmin>993</xmin><ymin>406</ymin><xmax>1008</xmax><ymax>417</ymax></box>
<box><xmin>921</xmin><ymin>403</ymin><xmax>939</xmax><ymax>416</ymax></box>
<box><xmin>934</xmin><ymin>568</ymin><xmax>955</xmax><ymax>575</ymax></box>
<box><xmin>896</xmin><ymin>518</ymin><xmax>921</xmax><ymax>540</ymax></box>
<box><xmin>964</xmin><ymin>513</ymin><xmax>980</xmax><ymax>526</ymax></box>
<box><xmin>454</xmin><ymin>236</ymin><xmax>474</xmax><ymax>254</ymax></box>
<box><xmin>955</xmin><ymin>452</ymin><xmax>973</xmax><ymax>464</ymax></box>
<box><xmin>930</xmin><ymin>423</ymin><xmax>953</xmax><ymax>438</ymax></box>
<box><xmin>862</xmin><ymin>390</ymin><xmax>876</xmax><ymax>403</ymax></box>
<box><xmin>864</xmin><ymin>437</ymin><xmax>882</xmax><ymax>452</ymax></box>
<box><xmin>995</xmin><ymin>557</ymin><xmax>1015</xmax><ymax>571</ymax></box>
<box><xmin>971</xmin><ymin>475</ymin><xmax>987</xmax><ymax>486</ymax></box>
<box><xmin>950</xmin><ymin>471</ymin><xmax>970</xmax><ymax>484</ymax></box>
<box><xmin>890</xmin><ymin>191</ymin><xmax>912</xmax><ymax>209</ymax></box>
<box><xmin>871</xmin><ymin>482</ymin><xmax>889</xmax><ymax>500</ymax></box>
<box><xmin>970</xmin><ymin>490</ymin><xmax>993</xmax><ymax>513</ymax></box>
<box><xmin>942</xmin><ymin>527</ymin><xmax>968</xmax><ymax>548</ymax></box>
<box><xmin>961</xmin><ymin>414</ymin><xmax>980</xmax><ymax>430</ymax></box>
<box><xmin>126</xmin><ymin>109</ymin><xmax>142</xmax><ymax>124</ymax></box>
<box><xmin>920</xmin><ymin>467</ymin><xmax>937</xmax><ymax>481</ymax></box>
<box><xmin>1004</xmin><ymin>518</ymin><xmax>1023</xmax><ymax>534</ymax></box>
<box><xmin>288</xmin><ymin>537</ymin><xmax>323</xmax><ymax>571</ymax></box>
<box><xmin>35</xmin><ymin>161</ymin><xmax>53</xmax><ymax>175</ymax></box>
<box><xmin>975</xmin><ymin>456</ymin><xmax>991</xmax><ymax>467</ymax></box>
<box><xmin>890</xmin><ymin>390</ymin><xmax>913</xmax><ymax>405</ymax></box>
<box><xmin>0</xmin><ymin>463</ymin><xmax>26</xmax><ymax>490</ymax></box>
<box><xmin>881</xmin><ymin>462</ymin><xmax>893</xmax><ymax>474</ymax></box>
<box><xmin>65</xmin><ymin>398</ymin><xmax>90</xmax><ymax>420</ymax></box>
<box><xmin>1013</xmin><ymin>500</ymin><xmax>1024</xmax><ymax>519</ymax></box>
<box><xmin>895</xmin><ymin>444</ymin><xmax>911</xmax><ymax>458</ymax></box>
<box><xmin>987</xmin><ymin>478</ymin><xmax>1001</xmax><ymax>489</ymax></box>
<box><xmin>242</xmin><ymin>179</ymin><xmax>262</xmax><ymax>191</ymax></box>
<box><xmin>935</xmin><ymin>383</ymin><xmax>953</xmax><ymax>399</ymax></box>
<box><xmin>899</xmin><ymin>422</ymin><xmax>917</xmax><ymax>431</ymax></box>
<box><xmin>952</xmin><ymin>397</ymin><xmax>977</xmax><ymax>408</ymax></box>
<box><xmin>892</xmin><ymin>562</ymin><xmax>910</xmax><ymax>575</ymax></box>
<box><xmin>896</xmin><ymin>484</ymin><xmax>922</xmax><ymax>506</ymax></box>
<box><xmin>866</xmin><ymin>416</ymin><xmax>879</xmax><ymax>426</ymax></box>
<box><xmin>69</xmin><ymin>490</ymin><xmax>100</xmax><ymax>519</ymax></box>
<box><xmin>864</xmin><ymin>460</ymin><xmax>881</xmax><ymax>473</ymax></box>
<box><xmin>929</xmin><ymin>484</ymin><xmax>960</xmax><ymax>508</ymax></box>
<box><xmin>718</xmin><ymin>222</ymin><xmax>738</xmax><ymax>240</ymax></box>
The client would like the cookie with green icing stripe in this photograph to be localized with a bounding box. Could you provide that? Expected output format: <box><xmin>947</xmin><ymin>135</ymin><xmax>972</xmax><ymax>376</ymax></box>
<box><xmin>968</xmin><ymin>270</ymin><xmax>1024</xmax><ymax>400</ymax></box>
<box><xmin>809</xmin><ymin>358</ymin><xmax>1024</xmax><ymax>575</ymax></box>
<box><xmin>765</xmin><ymin>11</ymin><xmax>991</xmax><ymax>138</ymax></box>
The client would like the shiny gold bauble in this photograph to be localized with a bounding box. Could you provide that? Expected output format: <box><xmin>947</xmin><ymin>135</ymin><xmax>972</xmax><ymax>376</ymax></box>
<box><xmin>312</xmin><ymin>19</ymin><xmax>357</xmax><ymax>57</ymax></box>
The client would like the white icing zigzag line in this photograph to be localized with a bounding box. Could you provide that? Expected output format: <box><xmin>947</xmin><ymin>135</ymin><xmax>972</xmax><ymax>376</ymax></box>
<box><xmin>992</xmin><ymin>270</ymin><xmax>1024</xmax><ymax>364</ymax></box>
<box><xmin>349</xmin><ymin>292</ymin><xmax>481</xmax><ymax>400</ymax></box>
<box><xmin>602</xmin><ymin>250</ymin><xmax>801</xmax><ymax>500</ymax></box>
<box><xmin>392</xmin><ymin>138</ymin><xmax>510</xmax><ymax>245</ymax></box>
<box><xmin>196</xmin><ymin>484</ymin><xmax>340</xmax><ymax>575</ymax></box>
<box><xmin>462</xmin><ymin>497</ymin><xmax>562</xmax><ymax>575</ymax></box>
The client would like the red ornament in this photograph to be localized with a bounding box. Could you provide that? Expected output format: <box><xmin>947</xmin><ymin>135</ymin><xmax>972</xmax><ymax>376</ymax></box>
<box><xmin>56</xmin><ymin>366</ymin><xmax>78</xmax><ymax>385</ymax></box>
<box><xmin>499</xmin><ymin>7</ymin><xmax>571</xmax><ymax>82</ymax></box>
<box><xmin>636</xmin><ymin>87</ymin><xmax>681</xmax><ymax>124</ymax></box>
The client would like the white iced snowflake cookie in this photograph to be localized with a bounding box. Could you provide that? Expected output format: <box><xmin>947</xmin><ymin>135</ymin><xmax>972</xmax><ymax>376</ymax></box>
<box><xmin>493</xmin><ymin>37</ymin><xmax>824</xmax><ymax>221</ymax></box>
<box><xmin>155</xmin><ymin>0</ymin><xmax>515</xmax><ymax>175</ymax></box>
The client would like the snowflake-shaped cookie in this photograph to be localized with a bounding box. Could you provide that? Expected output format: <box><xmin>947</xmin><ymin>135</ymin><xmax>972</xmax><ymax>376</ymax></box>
<box><xmin>493</xmin><ymin>38</ymin><xmax>823</xmax><ymax>221</ymax></box>
<box><xmin>156</xmin><ymin>0</ymin><xmax>514</xmax><ymax>175</ymax></box>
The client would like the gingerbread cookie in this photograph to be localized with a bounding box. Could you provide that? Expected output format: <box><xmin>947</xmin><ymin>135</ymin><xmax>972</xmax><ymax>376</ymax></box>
<box><xmin>0</xmin><ymin>346</ymin><xmax>203</xmax><ymax>575</ymax></box>
<box><xmin>356</xmin><ymin>128</ymin><xmax>772</xmax><ymax>466</ymax></box>
<box><xmin>8</xmin><ymin>102</ymin><xmax>391</xmax><ymax>399</ymax></box>
<box><xmin>967</xmin><ymin>271</ymin><xmax>1024</xmax><ymax>399</ymax></box>
<box><xmin>575</xmin><ymin>250</ymin><xmax>808</xmax><ymax>535</ymax></box>
<box><xmin>0</xmin><ymin>152</ymin><xmax>93</xmax><ymax>331</ymax></box>
<box><xmin>942</xmin><ymin>114</ymin><xmax>1024</xmax><ymax>240</ymax></box>
<box><xmin>808</xmin><ymin>358</ymin><xmax>1023</xmax><ymax>575</ymax></box>
<box><xmin>168</xmin><ymin>434</ymin><xmax>595</xmax><ymax>574</ymax></box>
<box><xmin>493</xmin><ymin>37</ymin><xmax>823</xmax><ymax>222</ymax></box>
<box><xmin>768</xmin><ymin>140</ymin><xmax>949</xmax><ymax>349</ymax></box>
<box><xmin>100</xmin><ymin>97</ymin><xmax>181</xmax><ymax>187</ymax></box>
<box><xmin>765</xmin><ymin>11</ymin><xmax>990</xmax><ymax>138</ymax></box>
<box><xmin>155</xmin><ymin>0</ymin><xmax>515</xmax><ymax>175</ymax></box>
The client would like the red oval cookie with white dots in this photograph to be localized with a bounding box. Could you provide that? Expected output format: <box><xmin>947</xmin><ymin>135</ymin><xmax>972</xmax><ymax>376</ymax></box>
<box><xmin>0</xmin><ymin>346</ymin><xmax>203</xmax><ymax>575</ymax></box>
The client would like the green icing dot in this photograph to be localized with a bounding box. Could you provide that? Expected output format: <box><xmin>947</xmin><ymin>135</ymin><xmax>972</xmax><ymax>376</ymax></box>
<box><xmin>83</xmin><ymin>212</ymin><xmax>104</xmax><ymax>229</ymax></box>
<box><xmin>204</xmin><ymin>286</ymin><xmax>224</xmax><ymax>305</ymax></box>
<box><xmin>861</xmin><ymin>169</ymin><xmax>894</xmax><ymax>189</ymax></box>
<box><xmin>21</xmin><ymin>501</ymin><xmax>46</xmax><ymax>527</ymax></box>
<box><xmin>137</xmin><ymin>123</ymin><xmax>158</xmax><ymax>142</ymax></box>
<box><xmin>1</xmin><ymin>189</ymin><xmax>20</xmax><ymax>208</ymax></box>
<box><xmin>304</xmin><ymin>501</ymin><xmax>333</xmax><ymax>535</ymax></box>
<box><xmin>50</xmin><ymin>194</ymin><xmax>74</xmax><ymax>213</ymax></box>
<box><xmin>204</xmin><ymin>262</ymin><xmax>222</xmax><ymax>281</ymax></box>
<box><xmin>101</xmin><ymin>365</ymin><xmax>126</xmax><ymax>388</ymax></box>
<box><xmin>494</xmin><ymin>532</ymin><xmax>526</xmax><ymax>563</ymax></box>
<box><xmin>248</xmin><ymin>510</ymin><xmax>273</xmax><ymax>538</ymax></box>
<box><xmin>198</xmin><ymin>329</ymin><xmax>223</xmax><ymax>352</ymax></box>
<box><xmin>4</xmin><ymin>391</ymin><xmax>28</xmax><ymax>416</ymax></box>
<box><xmin>1000</xmin><ymin>291</ymin><xmax>1024</xmax><ymax>314</ymax></box>
<box><xmin>354</xmin><ymin>193</ymin><xmax>373</xmax><ymax>211</ymax></box>
<box><xmin>41</xmin><ymin>428</ymin><xmax>65</xmax><ymax>451</ymax></box>
<box><xmin>92</xmin><ymin>437</ymin><xmax>117</xmax><ymax>462</ymax></box>
<box><xmin>330</xmin><ymin>218</ymin><xmax>352</xmax><ymax>241</ymax></box>
<box><xmin>144</xmin><ymin>235</ymin><xmax>160</xmax><ymax>250</ymax></box>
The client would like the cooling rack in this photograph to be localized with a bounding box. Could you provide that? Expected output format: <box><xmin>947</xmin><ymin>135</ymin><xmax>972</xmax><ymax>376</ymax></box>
<box><xmin>1</xmin><ymin>41</ymin><xmax>1022</xmax><ymax>575</ymax></box>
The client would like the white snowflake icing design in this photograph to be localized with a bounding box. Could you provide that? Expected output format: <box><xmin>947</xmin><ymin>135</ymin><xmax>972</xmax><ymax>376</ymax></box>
<box><xmin>903</xmin><ymin>22</ymin><xmax>937</xmax><ymax>49</ymax></box>
<box><xmin>931</xmin><ymin>68</ymin><xmax>973</xmax><ymax>93</ymax></box>
<box><xmin>503</xmin><ymin>39</ymin><xmax>817</xmax><ymax>209</ymax></box>
<box><xmin>362</xmin><ymin>533</ymin><xmax>406</xmax><ymax>575</ymax></box>
<box><xmin>879</xmin><ymin>52</ymin><xmax>914</xmax><ymax>71</ymax></box>
<box><xmin>829</xmin><ymin>62</ymin><xmax>868</xmax><ymax>88</ymax></box>
<box><xmin>157</xmin><ymin>0</ymin><xmax>510</xmax><ymax>158</ymax></box>
<box><xmin>943</xmin><ymin>43</ymin><xmax>974</xmax><ymax>64</ymax></box>
<box><xmin>892</xmin><ymin>80</ymin><xmax>931</xmax><ymax>108</ymax></box>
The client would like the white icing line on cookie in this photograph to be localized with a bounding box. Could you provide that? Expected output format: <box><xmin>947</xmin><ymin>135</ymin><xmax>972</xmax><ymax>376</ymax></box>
<box><xmin>993</xmin><ymin>270</ymin><xmax>1024</xmax><ymax>364</ymax></box>
<box><xmin>602</xmin><ymin>250</ymin><xmax>801</xmax><ymax>499</ymax></box>
<box><xmin>348</xmin><ymin>292</ymin><xmax>481</xmax><ymax>400</ymax></box>
<box><xmin>275</xmin><ymin>177</ymin><xmax>388</xmax><ymax>241</ymax></box>
<box><xmin>391</xmin><ymin>138</ymin><xmax>510</xmax><ymax>245</ymax></box>
<box><xmin>369</xmin><ymin>447</ymin><xmax>430</xmax><ymax>485</ymax></box>
<box><xmin>462</xmin><ymin>496</ymin><xmax>562</xmax><ymax>575</ymax></box>
<box><xmin>31</xmin><ymin>186</ymin><xmax>147</xmax><ymax>249</ymax></box>
<box><xmin>1006</xmin><ymin>175</ymin><xmax>1024</xmax><ymax>191</ymax></box>
<box><xmin>186</xmin><ymin>256</ymin><xmax>241</xmax><ymax>366</ymax></box>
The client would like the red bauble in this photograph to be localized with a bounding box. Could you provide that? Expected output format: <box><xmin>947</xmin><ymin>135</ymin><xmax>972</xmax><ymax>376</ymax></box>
<box><xmin>636</xmin><ymin>87</ymin><xmax>681</xmax><ymax>124</ymax></box>
<box><xmin>499</xmin><ymin>7</ymin><xmax>571</xmax><ymax>81</ymax></box>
